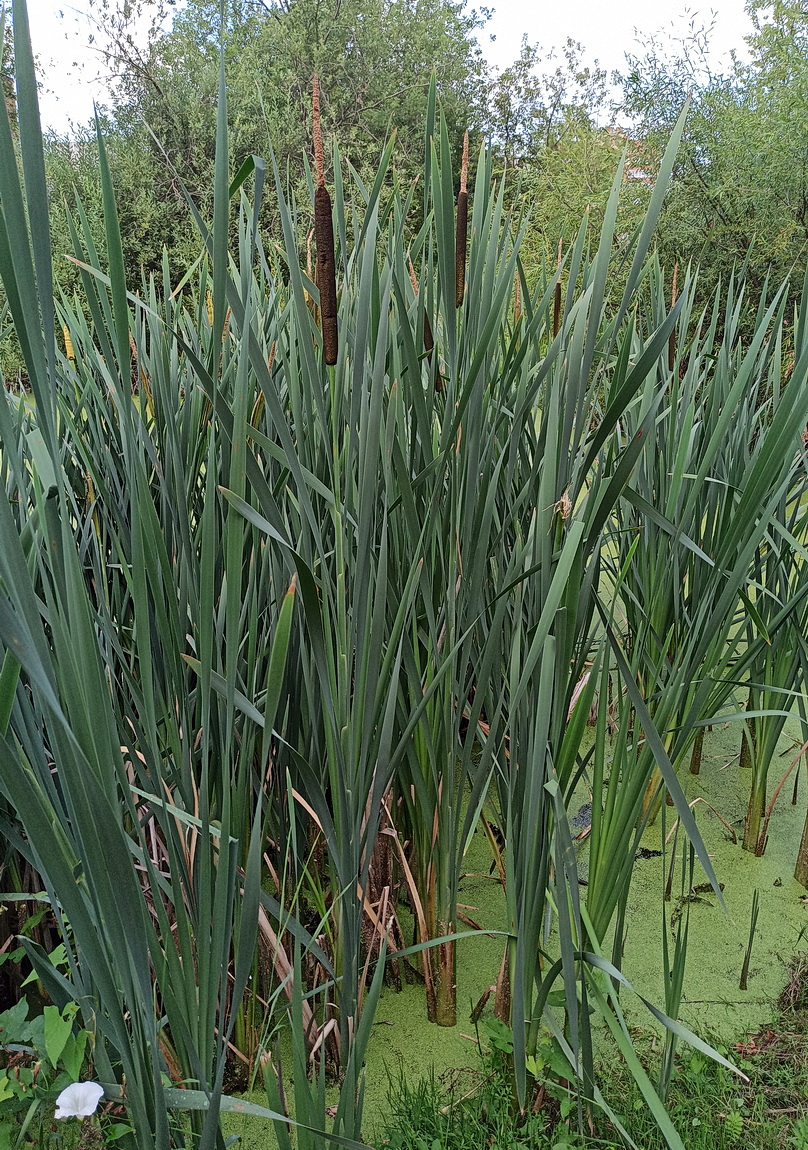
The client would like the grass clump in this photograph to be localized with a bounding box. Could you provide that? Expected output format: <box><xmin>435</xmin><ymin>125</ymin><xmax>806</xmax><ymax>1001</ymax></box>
<box><xmin>379</xmin><ymin>1060</ymin><xmax>586</xmax><ymax>1150</ymax></box>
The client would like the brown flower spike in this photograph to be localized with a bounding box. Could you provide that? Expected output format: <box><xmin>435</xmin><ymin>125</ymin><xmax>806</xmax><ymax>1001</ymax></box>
<box><xmin>553</xmin><ymin>239</ymin><xmax>563</xmax><ymax>338</ymax></box>
<box><xmin>313</xmin><ymin>74</ymin><xmax>338</xmax><ymax>366</ymax></box>
<box><xmin>455</xmin><ymin>130</ymin><xmax>469</xmax><ymax>309</ymax></box>
<box><xmin>668</xmin><ymin>261</ymin><xmax>679</xmax><ymax>372</ymax></box>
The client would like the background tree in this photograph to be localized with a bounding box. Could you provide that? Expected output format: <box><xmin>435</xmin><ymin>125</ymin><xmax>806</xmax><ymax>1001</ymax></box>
<box><xmin>618</xmin><ymin>1</ymin><xmax>808</xmax><ymax>298</ymax></box>
<box><xmin>65</xmin><ymin>0</ymin><xmax>491</xmax><ymax>283</ymax></box>
<box><xmin>487</xmin><ymin>36</ymin><xmax>608</xmax><ymax>170</ymax></box>
<box><xmin>2</xmin><ymin>5</ymin><xmax>14</xmax><ymax>129</ymax></box>
<box><xmin>37</xmin><ymin>0</ymin><xmax>808</xmax><ymax>320</ymax></box>
<box><xmin>486</xmin><ymin>38</ymin><xmax>648</xmax><ymax>282</ymax></box>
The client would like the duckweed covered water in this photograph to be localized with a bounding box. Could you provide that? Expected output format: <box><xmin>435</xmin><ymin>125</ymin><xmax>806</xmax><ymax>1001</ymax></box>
<box><xmin>223</xmin><ymin>718</ymin><xmax>808</xmax><ymax>1148</ymax></box>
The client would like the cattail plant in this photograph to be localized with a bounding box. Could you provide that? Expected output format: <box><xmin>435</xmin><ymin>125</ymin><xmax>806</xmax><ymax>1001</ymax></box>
<box><xmin>4</xmin><ymin>9</ymin><xmax>802</xmax><ymax>1147</ymax></box>
<box><xmin>740</xmin><ymin>515</ymin><xmax>808</xmax><ymax>853</ymax></box>
<box><xmin>606</xmin><ymin>263</ymin><xmax>808</xmax><ymax>825</ymax></box>
<box><xmin>0</xmin><ymin>15</ymin><xmax>299</xmax><ymax>1150</ymax></box>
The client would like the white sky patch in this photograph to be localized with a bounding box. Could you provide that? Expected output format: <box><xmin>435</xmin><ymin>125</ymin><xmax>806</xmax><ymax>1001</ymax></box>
<box><xmin>483</xmin><ymin>0</ymin><xmax>753</xmax><ymax>75</ymax></box>
<box><xmin>23</xmin><ymin>0</ymin><xmax>756</xmax><ymax>134</ymax></box>
<box><xmin>27</xmin><ymin>0</ymin><xmax>166</xmax><ymax>132</ymax></box>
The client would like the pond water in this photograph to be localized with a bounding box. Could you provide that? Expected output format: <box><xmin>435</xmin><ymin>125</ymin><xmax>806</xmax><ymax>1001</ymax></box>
<box><xmin>224</xmin><ymin>713</ymin><xmax>808</xmax><ymax>1146</ymax></box>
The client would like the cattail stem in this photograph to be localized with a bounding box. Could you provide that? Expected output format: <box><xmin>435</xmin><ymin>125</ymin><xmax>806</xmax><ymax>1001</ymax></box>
<box><xmin>455</xmin><ymin>130</ymin><xmax>469</xmax><ymax>309</ymax></box>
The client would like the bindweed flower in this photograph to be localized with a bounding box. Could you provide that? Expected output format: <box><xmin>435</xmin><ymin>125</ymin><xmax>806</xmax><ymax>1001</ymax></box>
<box><xmin>54</xmin><ymin>1081</ymin><xmax>104</xmax><ymax>1118</ymax></box>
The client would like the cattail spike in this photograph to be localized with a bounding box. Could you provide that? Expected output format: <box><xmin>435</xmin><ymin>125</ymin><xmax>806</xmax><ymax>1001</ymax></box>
<box><xmin>423</xmin><ymin>311</ymin><xmax>434</xmax><ymax>360</ymax></box>
<box><xmin>552</xmin><ymin>240</ymin><xmax>563</xmax><ymax>338</ymax></box>
<box><xmin>455</xmin><ymin>130</ymin><xmax>469</xmax><ymax>309</ymax></box>
<box><xmin>315</xmin><ymin>184</ymin><xmax>338</xmax><ymax>364</ymax></box>
<box><xmin>312</xmin><ymin>75</ymin><xmax>337</xmax><ymax>364</ymax></box>
<box><xmin>408</xmin><ymin>256</ymin><xmax>419</xmax><ymax>296</ymax></box>
<box><xmin>668</xmin><ymin>260</ymin><xmax>679</xmax><ymax>372</ymax></box>
<box><xmin>313</xmin><ymin>73</ymin><xmax>324</xmax><ymax>188</ymax></box>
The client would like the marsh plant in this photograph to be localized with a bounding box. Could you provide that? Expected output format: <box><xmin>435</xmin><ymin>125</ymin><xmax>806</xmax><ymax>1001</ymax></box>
<box><xmin>2</xmin><ymin>0</ymin><xmax>808</xmax><ymax>1147</ymax></box>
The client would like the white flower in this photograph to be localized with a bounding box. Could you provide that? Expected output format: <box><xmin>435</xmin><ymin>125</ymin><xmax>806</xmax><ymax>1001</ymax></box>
<box><xmin>54</xmin><ymin>1081</ymin><xmax>104</xmax><ymax>1119</ymax></box>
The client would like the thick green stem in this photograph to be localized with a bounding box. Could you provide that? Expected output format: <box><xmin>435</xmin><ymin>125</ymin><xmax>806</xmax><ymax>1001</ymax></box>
<box><xmin>429</xmin><ymin>932</ymin><xmax>456</xmax><ymax>1027</ymax></box>
<box><xmin>739</xmin><ymin>709</ymin><xmax>757</xmax><ymax>771</ymax></box>
<box><xmin>796</xmin><ymin>807</ymin><xmax>808</xmax><ymax>888</ymax></box>
<box><xmin>743</xmin><ymin>772</ymin><xmax>767</xmax><ymax>855</ymax></box>
<box><xmin>494</xmin><ymin>945</ymin><xmax>511</xmax><ymax>1023</ymax></box>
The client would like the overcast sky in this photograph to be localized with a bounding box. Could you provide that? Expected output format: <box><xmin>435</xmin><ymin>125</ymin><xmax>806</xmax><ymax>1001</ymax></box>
<box><xmin>25</xmin><ymin>0</ymin><xmax>755</xmax><ymax>134</ymax></box>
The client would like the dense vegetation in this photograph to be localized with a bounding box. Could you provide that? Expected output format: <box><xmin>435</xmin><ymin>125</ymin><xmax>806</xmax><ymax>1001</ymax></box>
<box><xmin>2</xmin><ymin>0</ymin><xmax>808</xmax><ymax>1148</ymax></box>
<box><xmin>5</xmin><ymin>0</ymin><xmax>808</xmax><ymax>308</ymax></box>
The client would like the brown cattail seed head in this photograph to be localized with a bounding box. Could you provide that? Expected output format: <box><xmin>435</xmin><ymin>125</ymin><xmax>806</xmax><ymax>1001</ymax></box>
<box><xmin>423</xmin><ymin>310</ymin><xmax>434</xmax><ymax>360</ymax></box>
<box><xmin>312</xmin><ymin>74</ymin><xmax>337</xmax><ymax>364</ymax></box>
<box><xmin>668</xmin><ymin>260</ymin><xmax>679</xmax><ymax>372</ymax></box>
<box><xmin>422</xmin><ymin>310</ymin><xmax>443</xmax><ymax>390</ymax></box>
<box><xmin>552</xmin><ymin>239</ymin><xmax>563</xmax><ymax>337</ymax></box>
<box><xmin>666</xmin><ymin>259</ymin><xmax>680</xmax><ymax>368</ymax></box>
<box><xmin>315</xmin><ymin>184</ymin><xmax>338</xmax><ymax>365</ymax></box>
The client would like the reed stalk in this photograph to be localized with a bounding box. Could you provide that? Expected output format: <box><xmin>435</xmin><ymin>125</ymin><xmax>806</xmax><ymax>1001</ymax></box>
<box><xmin>796</xmin><ymin>798</ymin><xmax>808</xmax><ymax>887</ymax></box>
<box><xmin>739</xmin><ymin>889</ymin><xmax>760</xmax><ymax>990</ymax></box>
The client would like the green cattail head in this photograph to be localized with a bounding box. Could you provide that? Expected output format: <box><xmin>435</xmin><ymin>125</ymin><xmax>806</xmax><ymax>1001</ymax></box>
<box><xmin>552</xmin><ymin>239</ymin><xmax>562</xmax><ymax>337</ymax></box>
<box><xmin>455</xmin><ymin>130</ymin><xmax>469</xmax><ymax>309</ymax></box>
